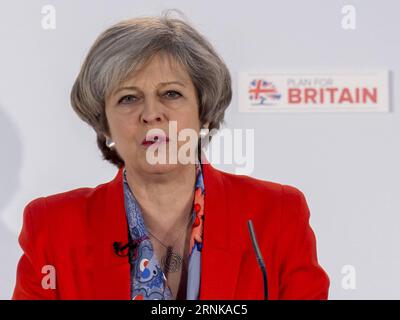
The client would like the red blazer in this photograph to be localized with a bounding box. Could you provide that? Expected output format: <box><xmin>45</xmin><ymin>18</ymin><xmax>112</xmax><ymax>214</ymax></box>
<box><xmin>13</xmin><ymin>161</ymin><xmax>329</xmax><ymax>300</ymax></box>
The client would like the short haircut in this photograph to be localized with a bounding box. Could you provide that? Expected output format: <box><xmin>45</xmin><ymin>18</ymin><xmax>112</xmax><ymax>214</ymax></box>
<box><xmin>70</xmin><ymin>11</ymin><xmax>232</xmax><ymax>168</ymax></box>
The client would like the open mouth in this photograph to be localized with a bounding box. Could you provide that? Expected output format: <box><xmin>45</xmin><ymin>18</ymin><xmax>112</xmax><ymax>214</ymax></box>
<box><xmin>142</xmin><ymin>135</ymin><xmax>169</xmax><ymax>147</ymax></box>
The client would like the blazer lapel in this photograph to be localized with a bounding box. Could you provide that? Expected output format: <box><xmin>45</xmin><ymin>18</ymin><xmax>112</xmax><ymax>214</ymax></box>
<box><xmin>87</xmin><ymin>167</ymin><xmax>131</xmax><ymax>299</ymax></box>
<box><xmin>199</xmin><ymin>159</ymin><xmax>244</xmax><ymax>300</ymax></box>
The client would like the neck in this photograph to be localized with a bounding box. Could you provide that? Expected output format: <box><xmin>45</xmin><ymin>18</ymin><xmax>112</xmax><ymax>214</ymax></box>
<box><xmin>125</xmin><ymin>163</ymin><xmax>196</xmax><ymax>236</ymax></box>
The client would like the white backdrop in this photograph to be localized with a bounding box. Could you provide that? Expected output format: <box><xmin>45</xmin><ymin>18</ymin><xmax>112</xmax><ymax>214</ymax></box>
<box><xmin>1</xmin><ymin>0</ymin><xmax>399</xmax><ymax>299</ymax></box>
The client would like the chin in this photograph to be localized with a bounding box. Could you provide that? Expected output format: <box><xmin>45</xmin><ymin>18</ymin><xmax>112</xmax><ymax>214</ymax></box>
<box><xmin>141</xmin><ymin>161</ymin><xmax>179</xmax><ymax>174</ymax></box>
<box><xmin>138</xmin><ymin>149</ymin><xmax>183</xmax><ymax>174</ymax></box>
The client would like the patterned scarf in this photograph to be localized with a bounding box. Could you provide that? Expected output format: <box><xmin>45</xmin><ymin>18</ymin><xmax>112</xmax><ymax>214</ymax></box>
<box><xmin>123</xmin><ymin>163</ymin><xmax>205</xmax><ymax>300</ymax></box>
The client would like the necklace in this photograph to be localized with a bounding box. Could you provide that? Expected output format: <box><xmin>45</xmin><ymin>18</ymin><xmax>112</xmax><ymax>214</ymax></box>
<box><xmin>147</xmin><ymin>212</ymin><xmax>193</xmax><ymax>275</ymax></box>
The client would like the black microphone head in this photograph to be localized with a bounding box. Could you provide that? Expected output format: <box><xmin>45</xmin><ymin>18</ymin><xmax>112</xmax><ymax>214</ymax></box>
<box><xmin>113</xmin><ymin>241</ymin><xmax>121</xmax><ymax>254</ymax></box>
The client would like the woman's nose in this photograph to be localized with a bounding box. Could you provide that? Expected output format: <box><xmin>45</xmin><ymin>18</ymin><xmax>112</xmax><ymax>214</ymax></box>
<box><xmin>140</xmin><ymin>99</ymin><xmax>164</xmax><ymax>124</ymax></box>
<box><xmin>142</xmin><ymin>114</ymin><xmax>162</xmax><ymax>124</ymax></box>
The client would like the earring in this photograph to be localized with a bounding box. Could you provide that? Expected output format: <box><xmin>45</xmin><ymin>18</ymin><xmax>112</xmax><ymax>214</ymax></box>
<box><xmin>199</xmin><ymin>127</ymin><xmax>208</xmax><ymax>139</ymax></box>
<box><xmin>106</xmin><ymin>137</ymin><xmax>115</xmax><ymax>148</ymax></box>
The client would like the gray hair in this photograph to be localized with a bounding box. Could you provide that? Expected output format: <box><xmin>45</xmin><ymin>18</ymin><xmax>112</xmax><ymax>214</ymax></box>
<box><xmin>70</xmin><ymin>11</ymin><xmax>232</xmax><ymax>168</ymax></box>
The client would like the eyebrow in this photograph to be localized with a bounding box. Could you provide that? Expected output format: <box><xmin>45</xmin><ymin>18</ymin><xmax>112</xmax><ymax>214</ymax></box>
<box><xmin>113</xmin><ymin>81</ymin><xmax>187</xmax><ymax>95</ymax></box>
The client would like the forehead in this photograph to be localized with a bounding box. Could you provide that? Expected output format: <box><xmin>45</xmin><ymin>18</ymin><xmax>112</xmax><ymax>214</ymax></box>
<box><xmin>122</xmin><ymin>53</ymin><xmax>192</xmax><ymax>87</ymax></box>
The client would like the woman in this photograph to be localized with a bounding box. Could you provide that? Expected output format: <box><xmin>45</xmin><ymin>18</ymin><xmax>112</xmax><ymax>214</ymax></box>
<box><xmin>13</xmin><ymin>14</ymin><xmax>329</xmax><ymax>300</ymax></box>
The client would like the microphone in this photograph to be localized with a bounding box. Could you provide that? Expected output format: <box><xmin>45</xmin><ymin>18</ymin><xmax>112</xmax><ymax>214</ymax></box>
<box><xmin>247</xmin><ymin>219</ymin><xmax>269</xmax><ymax>300</ymax></box>
<box><xmin>113</xmin><ymin>240</ymin><xmax>139</xmax><ymax>257</ymax></box>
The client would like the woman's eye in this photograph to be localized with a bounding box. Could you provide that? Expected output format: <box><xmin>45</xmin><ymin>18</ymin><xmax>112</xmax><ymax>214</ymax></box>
<box><xmin>118</xmin><ymin>95</ymin><xmax>137</xmax><ymax>105</ymax></box>
<box><xmin>163</xmin><ymin>90</ymin><xmax>182</xmax><ymax>99</ymax></box>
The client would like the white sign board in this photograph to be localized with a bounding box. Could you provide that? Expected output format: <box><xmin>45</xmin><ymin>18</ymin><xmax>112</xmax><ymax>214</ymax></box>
<box><xmin>238</xmin><ymin>71</ymin><xmax>389</xmax><ymax>112</ymax></box>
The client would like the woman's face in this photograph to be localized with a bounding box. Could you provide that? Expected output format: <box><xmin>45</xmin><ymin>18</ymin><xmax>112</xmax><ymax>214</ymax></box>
<box><xmin>105</xmin><ymin>53</ymin><xmax>204</xmax><ymax>175</ymax></box>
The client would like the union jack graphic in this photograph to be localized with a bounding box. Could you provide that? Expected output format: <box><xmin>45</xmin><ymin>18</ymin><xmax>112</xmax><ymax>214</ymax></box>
<box><xmin>249</xmin><ymin>79</ymin><xmax>281</xmax><ymax>105</ymax></box>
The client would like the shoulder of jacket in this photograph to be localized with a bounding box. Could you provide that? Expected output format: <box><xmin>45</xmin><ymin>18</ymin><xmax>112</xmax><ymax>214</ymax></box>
<box><xmin>24</xmin><ymin>180</ymin><xmax>110</xmax><ymax>222</ymax></box>
<box><xmin>216</xmin><ymin>168</ymin><xmax>283</xmax><ymax>195</ymax></box>
<box><xmin>215</xmin><ymin>169</ymin><xmax>308</xmax><ymax>221</ymax></box>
